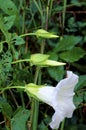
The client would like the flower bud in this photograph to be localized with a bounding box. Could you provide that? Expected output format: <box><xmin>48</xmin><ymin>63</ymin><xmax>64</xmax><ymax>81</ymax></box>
<box><xmin>30</xmin><ymin>53</ymin><xmax>66</xmax><ymax>66</ymax></box>
<box><xmin>34</xmin><ymin>29</ymin><xmax>59</xmax><ymax>38</ymax></box>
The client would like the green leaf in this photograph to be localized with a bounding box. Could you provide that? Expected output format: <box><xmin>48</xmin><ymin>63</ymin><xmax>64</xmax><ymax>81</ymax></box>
<box><xmin>47</xmin><ymin>66</ymin><xmax>64</xmax><ymax>81</ymax></box>
<box><xmin>0</xmin><ymin>51</ymin><xmax>12</xmax><ymax>85</ymax></box>
<box><xmin>0</xmin><ymin>0</ymin><xmax>19</xmax><ymax>28</ymax></box>
<box><xmin>0</xmin><ymin>0</ymin><xmax>18</xmax><ymax>15</ymax></box>
<box><xmin>65</xmin><ymin>124</ymin><xmax>86</xmax><ymax>130</ymax></box>
<box><xmin>0</xmin><ymin>17</ymin><xmax>12</xmax><ymax>42</ymax></box>
<box><xmin>71</xmin><ymin>63</ymin><xmax>86</xmax><ymax>73</ymax></box>
<box><xmin>48</xmin><ymin>52</ymin><xmax>58</xmax><ymax>61</ymax></box>
<box><xmin>77</xmin><ymin>21</ymin><xmax>86</xmax><ymax>28</ymax></box>
<box><xmin>11</xmin><ymin>107</ymin><xmax>30</xmax><ymax>130</ymax></box>
<box><xmin>38</xmin><ymin>121</ymin><xmax>48</xmax><ymax>130</ymax></box>
<box><xmin>74</xmin><ymin>94</ymin><xmax>83</xmax><ymax>107</ymax></box>
<box><xmin>54</xmin><ymin>36</ymin><xmax>82</xmax><ymax>53</ymax></box>
<box><xmin>71</xmin><ymin>0</ymin><xmax>86</xmax><ymax>7</ymax></box>
<box><xmin>68</xmin><ymin>17</ymin><xmax>77</xmax><ymax>29</ymax></box>
<box><xmin>59</xmin><ymin>47</ymin><xmax>86</xmax><ymax>62</ymax></box>
<box><xmin>84</xmin><ymin>92</ymin><xmax>86</xmax><ymax>102</ymax></box>
<box><xmin>0</xmin><ymin>97</ymin><xmax>12</xmax><ymax>119</ymax></box>
<box><xmin>75</xmin><ymin>75</ymin><xmax>86</xmax><ymax>91</ymax></box>
<box><xmin>4</xmin><ymin>15</ymin><xmax>16</xmax><ymax>30</ymax></box>
<box><xmin>13</xmin><ymin>36</ymin><xmax>25</xmax><ymax>45</ymax></box>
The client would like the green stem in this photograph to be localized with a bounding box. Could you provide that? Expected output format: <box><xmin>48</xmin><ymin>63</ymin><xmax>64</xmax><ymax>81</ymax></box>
<box><xmin>34</xmin><ymin>67</ymin><xmax>40</xmax><ymax>84</ymax></box>
<box><xmin>22</xmin><ymin>0</ymin><xmax>26</xmax><ymax>34</ymax></box>
<box><xmin>11</xmin><ymin>59</ymin><xmax>30</xmax><ymax>64</ymax></box>
<box><xmin>30</xmin><ymin>1</ymin><xmax>50</xmax><ymax>130</ymax></box>
<box><xmin>9</xmin><ymin>89</ymin><xmax>19</xmax><ymax>107</ymax></box>
<box><xmin>48</xmin><ymin>0</ymin><xmax>53</xmax><ymax>18</ymax></box>
<box><xmin>0</xmin><ymin>41</ymin><xmax>6</xmax><ymax>44</ymax></box>
<box><xmin>20</xmin><ymin>91</ymin><xmax>25</xmax><ymax>108</ymax></box>
<box><xmin>18</xmin><ymin>0</ymin><xmax>26</xmax><ymax>107</ymax></box>
<box><xmin>31</xmin><ymin>99</ymin><xmax>39</xmax><ymax>130</ymax></box>
<box><xmin>0</xmin><ymin>121</ymin><xmax>5</xmax><ymax>125</ymax></box>
<box><xmin>40</xmin><ymin>40</ymin><xmax>45</xmax><ymax>54</ymax></box>
<box><xmin>30</xmin><ymin>67</ymin><xmax>40</xmax><ymax>130</ymax></box>
<box><xmin>0</xmin><ymin>86</ymin><xmax>25</xmax><ymax>93</ymax></box>
<box><xmin>29</xmin><ymin>1</ymin><xmax>44</xmax><ymax>130</ymax></box>
<box><xmin>62</xmin><ymin>0</ymin><xmax>67</xmax><ymax>29</ymax></box>
<box><xmin>40</xmin><ymin>1</ymin><xmax>50</xmax><ymax>54</ymax></box>
<box><xmin>20</xmin><ymin>33</ymin><xmax>35</xmax><ymax>37</ymax></box>
<box><xmin>0</xmin><ymin>85</ymin><xmax>25</xmax><ymax>108</ymax></box>
<box><xmin>34</xmin><ymin>0</ymin><xmax>43</xmax><ymax>21</ymax></box>
<box><xmin>60</xmin><ymin>119</ymin><xmax>65</xmax><ymax>130</ymax></box>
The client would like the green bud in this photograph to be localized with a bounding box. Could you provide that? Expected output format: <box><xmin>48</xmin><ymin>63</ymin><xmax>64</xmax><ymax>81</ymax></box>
<box><xmin>30</xmin><ymin>53</ymin><xmax>66</xmax><ymax>66</ymax></box>
<box><xmin>45</xmin><ymin>60</ymin><xmax>66</xmax><ymax>66</ymax></box>
<box><xmin>34</xmin><ymin>29</ymin><xmax>59</xmax><ymax>39</ymax></box>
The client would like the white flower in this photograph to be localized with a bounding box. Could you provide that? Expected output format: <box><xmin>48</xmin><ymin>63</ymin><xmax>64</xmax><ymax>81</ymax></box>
<box><xmin>26</xmin><ymin>71</ymin><xmax>79</xmax><ymax>129</ymax></box>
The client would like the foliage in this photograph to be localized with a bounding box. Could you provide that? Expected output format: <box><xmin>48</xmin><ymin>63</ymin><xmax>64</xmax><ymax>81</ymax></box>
<box><xmin>0</xmin><ymin>0</ymin><xmax>86</xmax><ymax>130</ymax></box>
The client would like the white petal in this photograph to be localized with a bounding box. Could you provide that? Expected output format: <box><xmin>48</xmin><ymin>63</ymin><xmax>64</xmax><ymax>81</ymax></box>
<box><xmin>56</xmin><ymin>71</ymin><xmax>78</xmax><ymax>95</ymax></box>
<box><xmin>49</xmin><ymin>110</ymin><xmax>64</xmax><ymax>129</ymax></box>
<box><xmin>35</xmin><ymin>86</ymin><xmax>56</xmax><ymax>107</ymax></box>
<box><xmin>49</xmin><ymin>71</ymin><xmax>78</xmax><ymax>129</ymax></box>
<box><xmin>49</xmin><ymin>100</ymin><xmax>75</xmax><ymax>129</ymax></box>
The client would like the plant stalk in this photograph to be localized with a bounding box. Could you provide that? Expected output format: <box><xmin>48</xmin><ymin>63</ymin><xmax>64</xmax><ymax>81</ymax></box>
<box><xmin>30</xmin><ymin>67</ymin><xmax>40</xmax><ymax>130</ymax></box>
<box><xmin>62</xmin><ymin>0</ymin><xmax>67</xmax><ymax>29</ymax></box>
<box><xmin>30</xmin><ymin>1</ymin><xmax>50</xmax><ymax>130</ymax></box>
<box><xmin>60</xmin><ymin>119</ymin><xmax>65</xmax><ymax>130</ymax></box>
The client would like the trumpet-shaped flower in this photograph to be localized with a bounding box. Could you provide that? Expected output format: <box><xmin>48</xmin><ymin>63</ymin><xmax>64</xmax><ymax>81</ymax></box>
<box><xmin>25</xmin><ymin>71</ymin><xmax>79</xmax><ymax>129</ymax></box>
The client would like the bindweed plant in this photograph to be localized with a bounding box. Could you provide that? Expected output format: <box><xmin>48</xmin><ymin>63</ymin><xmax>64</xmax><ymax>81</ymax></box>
<box><xmin>0</xmin><ymin>71</ymin><xmax>78</xmax><ymax>130</ymax></box>
<box><xmin>0</xmin><ymin>0</ymin><xmax>86</xmax><ymax>130</ymax></box>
